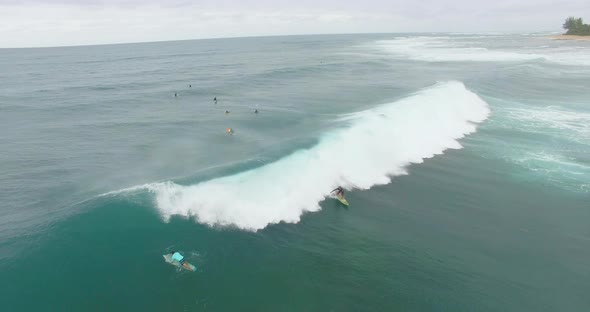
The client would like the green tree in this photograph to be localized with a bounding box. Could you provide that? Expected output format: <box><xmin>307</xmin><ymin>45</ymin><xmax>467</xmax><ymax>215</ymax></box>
<box><xmin>563</xmin><ymin>16</ymin><xmax>590</xmax><ymax>35</ymax></box>
<box><xmin>574</xmin><ymin>18</ymin><xmax>584</xmax><ymax>31</ymax></box>
<box><xmin>563</xmin><ymin>16</ymin><xmax>577</xmax><ymax>30</ymax></box>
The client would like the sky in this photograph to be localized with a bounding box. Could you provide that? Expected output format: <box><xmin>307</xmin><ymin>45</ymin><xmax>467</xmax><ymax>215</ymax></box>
<box><xmin>0</xmin><ymin>0</ymin><xmax>588</xmax><ymax>48</ymax></box>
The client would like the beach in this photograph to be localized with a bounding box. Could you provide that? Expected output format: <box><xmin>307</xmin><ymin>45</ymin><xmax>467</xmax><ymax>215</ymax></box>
<box><xmin>549</xmin><ymin>34</ymin><xmax>590</xmax><ymax>40</ymax></box>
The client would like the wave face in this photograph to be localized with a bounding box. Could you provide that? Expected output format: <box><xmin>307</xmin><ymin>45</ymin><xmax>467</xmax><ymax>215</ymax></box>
<box><xmin>146</xmin><ymin>81</ymin><xmax>490</xmax><ymax>231</ymax></box>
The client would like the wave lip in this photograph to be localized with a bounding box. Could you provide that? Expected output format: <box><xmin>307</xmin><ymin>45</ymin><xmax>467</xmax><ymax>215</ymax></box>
<box><xmin>148</xmin><ymin>81</ymin><xmax>490</xmax><ymax>231</ymax></box>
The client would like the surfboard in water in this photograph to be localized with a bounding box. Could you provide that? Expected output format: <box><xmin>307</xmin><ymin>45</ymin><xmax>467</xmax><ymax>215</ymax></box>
<box><xmin>336</xmin><ymin>195</ymin><xmax>349</xmax><ymax>206</ymax></box>
<box><xmin>163</xmin><ymin>254</ymin><xmax>197</xmax><ymax>271</ymax></box>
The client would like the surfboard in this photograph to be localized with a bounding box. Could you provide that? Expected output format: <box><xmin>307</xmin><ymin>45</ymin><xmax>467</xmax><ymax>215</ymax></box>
<box><xmin>336</xmin><ymin>195</ymin><xmax>349</xmax><ymax>206</ymax></box>
<box><xmin>163</xmin><ymin>254</ymin><xmax>197</xmax><ymax>271</ymax></box>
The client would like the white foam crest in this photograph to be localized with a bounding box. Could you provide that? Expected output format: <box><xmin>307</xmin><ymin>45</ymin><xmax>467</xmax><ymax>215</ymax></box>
<box><xmin>148</xmin><ymin>82</ymin><xmax>490</xmax><ymax>231</ymax></box>
<box><xmin>373</xmin><ymin>37</ymin><xmax>590</xmax><ymax>66</ymax></box>
<box><xmin>373</xmin><ymin>37</ymin><xmax>543</xmax><ymax>63</ymax></box>
<box><xmin>100</xmin><ymin>183</ymin><xmax>157</xmax><ymax>197</ymax></box>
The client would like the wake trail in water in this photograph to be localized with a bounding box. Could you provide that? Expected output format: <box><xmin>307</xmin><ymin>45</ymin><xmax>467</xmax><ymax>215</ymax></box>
<box><xmin>130</xmin><ymin>81</ymin><xmax>489</xmax><ymax>231</ymax></box>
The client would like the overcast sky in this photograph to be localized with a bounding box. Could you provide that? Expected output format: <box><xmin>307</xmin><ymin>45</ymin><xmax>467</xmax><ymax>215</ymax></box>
<box><xmin>0</xmin><ymin>0</ymin><xmax>588</xmax><ymax>48</ymax></box>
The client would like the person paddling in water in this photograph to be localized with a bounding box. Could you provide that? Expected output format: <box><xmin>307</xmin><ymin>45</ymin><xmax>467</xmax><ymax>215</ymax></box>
<box><xmin>170</xmin><ymin>250</ymin><xmax>191</xmax><ymax>270</ymax></box>
<box><xmin>331</xmin><ymin>186</ymin><xmax>344</xmax><ymax>197</ymax></box>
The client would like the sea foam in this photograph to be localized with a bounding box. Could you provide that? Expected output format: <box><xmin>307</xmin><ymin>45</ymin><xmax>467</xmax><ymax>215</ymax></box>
<box><xmin>143</xmin><ymin>81</ymin><xmax>490</xmax><ymax>231</ymax></box>
<box><xmin>373</xmin><ymin>37</ymin><xmax>542</xmax><ymax>62</ymax></box>
<box><xmin>373</xmin><ymin>36</ymin><xmax>590</xmax><ymax>66</ymax></box>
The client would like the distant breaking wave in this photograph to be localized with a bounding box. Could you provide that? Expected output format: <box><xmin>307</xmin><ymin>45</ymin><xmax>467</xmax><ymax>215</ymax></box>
<box><xmin>373</xmin><ymin>37</ymin><xmax>542</xmax><ymax>62</ymax></box>
<box><xmin>372</xmin><ymin>37</ymin><xmax>590</xmax><ymax>66</ymax></box>
<box><xmin>136</xmin><ymin>81</ymin><xmax>489</xmax><ymax>231</ymax></box>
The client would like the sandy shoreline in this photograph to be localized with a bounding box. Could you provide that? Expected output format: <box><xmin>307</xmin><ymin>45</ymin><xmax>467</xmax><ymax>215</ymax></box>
<box><xmin>549</xmin><ymin>35</ymin><xmax>590</xmax><ymax>40</ymax></box>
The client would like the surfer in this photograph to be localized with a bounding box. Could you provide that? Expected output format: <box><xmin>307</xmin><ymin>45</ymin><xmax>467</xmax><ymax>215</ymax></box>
<box><xmin>171</xmin><ymin>250</ymin><xmax>185</xmax><ymax>264</ymax></box>
<box><xmin>225</xmin><ymin>110</ymin><xmax>230</xmax><ymax>114</ymax></box>
<box><xmin>214</xmin><ymin>97</ymin><xmax>217</xmax><ymax>103</ymax></box>
<box><xmin>169</xmin><ymin>251</ymin><xmax>193</xmax><ymax>270</ymax></box>
<box><xmin>331</xmin><ymin>186</ymin><xmax>344</xmax><ymax>197</ymax></box>
<box><xmin>174</xmin><ymin>92</ymin><xmax>178</xmax><ymax>97</ymax></box>
<box><xmin>189</xmin><ymin>84</ymin><xmax>192</xmax><ymax>88</ymax></box>
<box><xmin>254</xmin><ymin>109</ymin><xmax>259</xmax><ymax>114</ymax></box>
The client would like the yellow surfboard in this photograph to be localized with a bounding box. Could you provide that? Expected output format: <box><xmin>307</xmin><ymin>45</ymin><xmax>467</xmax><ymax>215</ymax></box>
<box><xmin>336</xmin><ymin>194</ymin><xmax>349</xmax><ymax>206</ymax></box>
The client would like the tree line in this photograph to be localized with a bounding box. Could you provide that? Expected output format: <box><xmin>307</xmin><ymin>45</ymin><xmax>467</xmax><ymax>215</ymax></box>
<box><xmin>563</xmin><ymin>17</ymin><xmax>590</xmax><ymax>35</ymax></box>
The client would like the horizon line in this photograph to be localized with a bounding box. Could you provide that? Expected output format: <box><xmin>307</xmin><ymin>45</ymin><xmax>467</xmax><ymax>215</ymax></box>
<box><xmin>0</xmin><ymin>30</ymin><xmax>560</xmax><ymax>50</ymax></box>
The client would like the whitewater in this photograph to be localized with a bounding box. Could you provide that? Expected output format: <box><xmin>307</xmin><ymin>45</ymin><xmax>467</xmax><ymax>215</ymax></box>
<box><xmin>372</xmin><ymin>36</ymin><xmax>590</xmax><ymax>66</ymax></box>
<box><xmin>137</xmin><ymin>81</ymin><xmax>490</xmax><ymax>230</ymax></box>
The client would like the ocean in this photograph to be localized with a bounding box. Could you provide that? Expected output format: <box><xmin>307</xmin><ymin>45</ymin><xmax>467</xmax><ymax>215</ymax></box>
<box><xmin>0</xmin><ymin>33</ymin><xmax>589</xmax><ymax>311</ymax></box>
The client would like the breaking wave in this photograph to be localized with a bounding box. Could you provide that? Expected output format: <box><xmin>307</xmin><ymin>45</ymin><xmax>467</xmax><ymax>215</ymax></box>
<box><xmin>141</xmin><ymin>81</ymin><xmax>490</xmax><ymax>231</ymax></box>
<box><xmin>372</xmin><ymin>36</ymin><xmax>590</xmax><ymax>66</ymax></box>
<box><xmin>373</xmin><ymin>37</ymin><xmax>542</xmax><ymax>62</ymax></box>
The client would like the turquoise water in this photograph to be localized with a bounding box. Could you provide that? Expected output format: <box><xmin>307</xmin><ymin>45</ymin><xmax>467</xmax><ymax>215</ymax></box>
<box><xmin>1</xmin><ymin>34</ymin><xmax>589</xmax><ymax>311</ymax></box>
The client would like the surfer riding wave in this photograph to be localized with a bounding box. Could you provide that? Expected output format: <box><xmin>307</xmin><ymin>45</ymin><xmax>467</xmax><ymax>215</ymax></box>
<box><xmin>331</xmin><ymin>186</ymin><xmax>344</xmax><ymax>197</ymax></box>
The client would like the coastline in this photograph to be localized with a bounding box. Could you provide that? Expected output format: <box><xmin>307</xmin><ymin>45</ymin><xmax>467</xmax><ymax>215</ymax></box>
<box><xmin>549</xmin><ymin>35</ymin><xmax>590</xmax><ymax>40</ymax></box>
